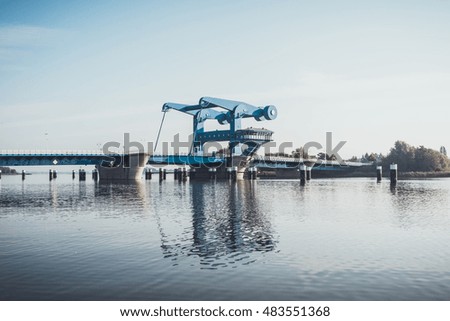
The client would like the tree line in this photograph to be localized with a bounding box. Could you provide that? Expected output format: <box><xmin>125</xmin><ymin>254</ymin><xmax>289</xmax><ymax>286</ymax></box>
<box><xmin>381</xmin><ymin>141</ymin><xmax>449</xmax><ymax>172</ymax></box>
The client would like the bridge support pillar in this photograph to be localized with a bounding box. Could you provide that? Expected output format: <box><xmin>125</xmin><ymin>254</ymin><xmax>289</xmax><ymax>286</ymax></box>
<box><xmin>96</xmin><ymin>153</ymin><xmax>148</xmax><ymax>181</ymax></box>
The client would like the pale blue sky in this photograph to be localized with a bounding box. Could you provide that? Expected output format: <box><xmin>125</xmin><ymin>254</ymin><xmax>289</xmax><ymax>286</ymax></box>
<box><xmin>1</xmin><ymin>0</ymin><xmax>450</xmax><ymax>158</ymax></box>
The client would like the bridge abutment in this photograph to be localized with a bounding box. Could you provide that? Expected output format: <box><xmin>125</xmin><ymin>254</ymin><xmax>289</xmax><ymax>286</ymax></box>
<box><xmin>96</xmin><ymin>153</ymin><xmax>148</xmax><ymax>181</ymax></box>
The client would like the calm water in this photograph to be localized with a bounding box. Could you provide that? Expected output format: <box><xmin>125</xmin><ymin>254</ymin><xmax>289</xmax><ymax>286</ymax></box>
<box><xmin>1</xmin><ymin>173</ymin><xmax>450</xmax><ymax>300</ymax></box>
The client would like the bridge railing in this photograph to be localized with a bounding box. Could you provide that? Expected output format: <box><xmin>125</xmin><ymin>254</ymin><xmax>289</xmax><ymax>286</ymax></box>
<box><xmin>0</xmin><ymin>150</ymin><xmax>108</xmax><ymax>156</ymax></box>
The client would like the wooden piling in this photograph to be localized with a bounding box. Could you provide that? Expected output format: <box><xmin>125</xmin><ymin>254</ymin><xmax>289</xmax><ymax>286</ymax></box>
<box><xmin>299</xmin><ymin>165</ymin><xmax>306</xmax><ymax>185</ymax></box>
<box><xmin>376</xmin><ymin>166</ymin><xmax>382</xmax><ymax>182</ymax></box>
<box><xmin>390</xmin><ymin>164</ymin><xmax>398</xmax><ymax>186</ymax></box>
<box><xmin>306</xmin><ymin>167</ymin><xmax>312</xmax><ymax>181</ymax></box>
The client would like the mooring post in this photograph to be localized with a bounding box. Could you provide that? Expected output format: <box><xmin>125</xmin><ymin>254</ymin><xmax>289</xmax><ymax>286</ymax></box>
<box><xmin>79</xmin><ymin>169</ymin><xmax>86</xmax><ymax>181</ymax></box>
<box><xmin>159</xmin><ymin>168</ymin><xmax>163</xmax><ymax>181</ymax></box>
<box><xmin>182</xmin><ymin>168</ymin><xmax>187</xmax><ymax>181</ymax></box>
<box><xmin>306</xmin><ymin>166</ymin><xmax>312</xmax><ymax>181</ymax></box>
<box><xmin>72</xmin><ymin>170</ymin><xmax>75</xmax><ymax>180</ymax></box>
<box><xmin>0</xmin><ymin>169</ymin><xmax>2</xmax><ymax>179</ymax></box>
<box><xmin>174</xmin><ymin>168</ymin><xmax>178</xmax><ymax>180</ymax></box>
<box><xmin>231</xmin><ymin>166</ymin><xmax>237</xmax><ymax>181</ymax></box>
<box><xmin>22</xmin><ymin>170</ymin><xmax>26</xmax><ymax>180</ymax></box>
<box><xmin>53</xmin><ymin>170</ymin><xmax>57</xmax><ymax>179</ymax></box>
<box><xmin>49</xmin><ymin>169</ymin><xmax>53</xmax><ymax>181</ymax></box>
<box><xmin>92</xmin><ymin>169</ymin><xmax>98</xmax><ymax>181</ymax></box>
<box><xmin>376</xmin><ymin>166</ymin><xmax>382</xmax><ymax>183</ymax></box>
<box><xmin>209</xmin><ymin>168</ymin><xmax>217</xmax><ymax>180</ymax></box>
<box><xmin>145</xmin><ymin>168</ymin><xmax>151</xmax><ymax>180</ymax></box>
<box><xmin>390</xmin><ymin>164</ymin><xmax>398</xmax><ymax>186</ymax></box>
<box><xmin>189</xmin><ymin>168</ymin><xmax>196</xmax><ymax>180</ymax></box>
<box><xmin>299</xmin><ymin>165</ymin><xmax>306</xmax><ymax>185</ymax></box>
<box><xmin>163</xmin><ymin>169</ymin><xmax>167</xmax><ymax>180</ymax></box>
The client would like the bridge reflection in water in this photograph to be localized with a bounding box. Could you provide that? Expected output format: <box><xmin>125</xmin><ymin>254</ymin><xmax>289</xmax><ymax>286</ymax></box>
<box><xmin>155</xmin><ymin>181</ymin><xmax>277</xmax><ymax>269</ymax></box>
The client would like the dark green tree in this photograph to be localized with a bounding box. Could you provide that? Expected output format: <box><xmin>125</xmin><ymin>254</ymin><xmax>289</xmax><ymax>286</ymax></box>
<box><xmin>383</xmin><ymin>141</ymin><xmax>449</xmax><ymax>172</ymax></box>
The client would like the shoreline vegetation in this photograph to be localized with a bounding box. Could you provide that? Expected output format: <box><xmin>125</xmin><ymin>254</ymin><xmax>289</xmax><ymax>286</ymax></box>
<box><xmin>261</xmin><ymin>140</ymin><xmax>450</xmax><ymax>179</ymax></box>
<box><xmin>0</xmin><ymin>167</ymin><xmax>17</xmax><ymax>175</ymax></box>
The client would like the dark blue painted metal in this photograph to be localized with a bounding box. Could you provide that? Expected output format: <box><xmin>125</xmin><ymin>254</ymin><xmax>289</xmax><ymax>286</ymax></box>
<box><xmin>0</xmin><ymin>154</ymin><xmax>120</xmax><ymax>166</ymax></box>
<box><xmin>147</xmin><ymin>155</ymin><xmax>224</xmax><ymax>166</ymax></box>
<box><xmin>0</xmin><ymin>153</ymin><xmax>224</xmax><ymax>167</ymax></box>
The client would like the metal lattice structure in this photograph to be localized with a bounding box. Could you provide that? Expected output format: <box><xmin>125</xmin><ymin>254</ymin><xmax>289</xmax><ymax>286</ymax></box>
<box><xmin>161</xmin><ymin>97</ymin><xmax>278</xmax><ymax>158</ymax></box>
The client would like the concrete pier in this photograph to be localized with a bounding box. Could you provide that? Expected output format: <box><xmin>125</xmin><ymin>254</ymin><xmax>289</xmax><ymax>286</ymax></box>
<box><xmin>96</xmin><ymin>153</ymin><xmax>148</xmax><ymax>181</ymax></box>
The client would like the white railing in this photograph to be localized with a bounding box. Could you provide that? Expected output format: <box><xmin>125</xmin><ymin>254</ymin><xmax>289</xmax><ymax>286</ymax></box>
<box><xmin>0</xmin><ymin>150</ymin><xmax>107</xmax><ymax>155</ymax></box>
<box><xmin>254</xmin><ymin>156</ymin><xmax>370</xmax><ymax>167</ymax></box>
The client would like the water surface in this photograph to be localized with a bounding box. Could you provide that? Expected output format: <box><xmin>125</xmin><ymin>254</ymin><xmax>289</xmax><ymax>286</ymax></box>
<box><xmin>1</xmin><ymin>174</ymin><xmax>450</xmax><ymax>300</ymax></box>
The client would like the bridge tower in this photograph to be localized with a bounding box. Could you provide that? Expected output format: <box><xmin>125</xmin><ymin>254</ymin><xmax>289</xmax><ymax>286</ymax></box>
<box><xmin>160</xmin><ymin>97</ymin><xmax>277</xmax><ymax>179</ymax></box>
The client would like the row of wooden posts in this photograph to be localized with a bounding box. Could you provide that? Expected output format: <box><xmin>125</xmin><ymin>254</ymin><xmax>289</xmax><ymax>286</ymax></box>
<box><xmin>4</xmin><ymin>164</ymin><xmax>398</xmax><ymax>185</ymax></box>
<box><xmin>376</xmin><ymin>164</ymin><xmax>398</xmax><ymax>186</ymax></box>
<box><xmin>15</xmin><ymin>169</ymin><xmax>98</xmax><ymax>181</ymax></box>
<box><xmin>143</xmin><ymin>167</ymin><xmax>248</xmax><ymax>181</ymax></box>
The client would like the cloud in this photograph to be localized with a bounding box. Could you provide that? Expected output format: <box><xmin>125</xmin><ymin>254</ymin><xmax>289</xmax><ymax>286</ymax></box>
<box><xmin>0</xmin><ymin>24</ymin><xmax>63</xmax><ymax>66</ymax></box>
<box><xmin>0</xmin><ymin>25</ymin><xmax>61</xmax><ymax>47</ymax></box>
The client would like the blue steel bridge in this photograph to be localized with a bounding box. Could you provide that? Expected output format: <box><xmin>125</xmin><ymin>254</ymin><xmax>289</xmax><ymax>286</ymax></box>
<box><xmin>0</xmin><ymin>151</ymin><xmax>222</xmax><ymax>167</ymax></box>
<box><xmin>0</xmin><ymin>97</ymin><xmax>369</xmax><ymax>179</ymax></box>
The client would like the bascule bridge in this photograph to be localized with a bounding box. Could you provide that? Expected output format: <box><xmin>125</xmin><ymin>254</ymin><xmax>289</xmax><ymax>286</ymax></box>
<box><xmin>158</xmin><ymin>96</ymin><xmax>278</xmax><ymax>179</ymax></box>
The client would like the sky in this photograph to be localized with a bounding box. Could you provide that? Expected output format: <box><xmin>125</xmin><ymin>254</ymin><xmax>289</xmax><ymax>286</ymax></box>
<box><xmin>1</xmin><ymin>0</ymin><xmax>450</xmax><ymax>158</ymax></box>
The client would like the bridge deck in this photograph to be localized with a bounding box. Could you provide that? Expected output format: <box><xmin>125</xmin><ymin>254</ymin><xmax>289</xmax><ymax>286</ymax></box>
<box><xmin>0</xmin><ymin>152</ymin><xmax>370</xmax><ymax>168</ymax></box>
